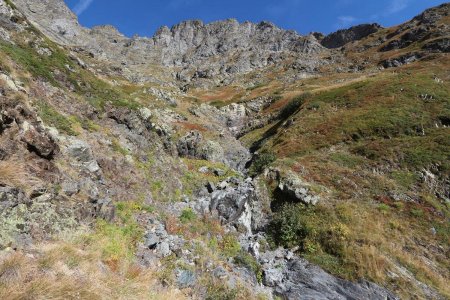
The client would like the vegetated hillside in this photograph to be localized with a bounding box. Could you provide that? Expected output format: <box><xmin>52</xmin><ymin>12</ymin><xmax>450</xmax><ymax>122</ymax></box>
<box><xmin>242</xmin><ymin>57</ymin><xmax>450</xmax><ymax>297</ymax></box>
<box><xmin>0</xmin><ymin>0</ymin><xmax>448</xmax><ymax>299</ymax></box>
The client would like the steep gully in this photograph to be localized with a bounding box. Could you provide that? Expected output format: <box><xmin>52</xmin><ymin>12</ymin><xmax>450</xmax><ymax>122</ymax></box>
<box><xmin>140</xmin><ymin>101</ymin><xmax>398</xmax><ymax>299</ymax></box>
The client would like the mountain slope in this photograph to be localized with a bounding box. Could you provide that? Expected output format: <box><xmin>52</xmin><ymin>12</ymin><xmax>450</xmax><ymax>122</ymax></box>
<box><xmin>0</xmin><ymin>0</ymin><xmax>449</xmax><ymax>299</ymax></box>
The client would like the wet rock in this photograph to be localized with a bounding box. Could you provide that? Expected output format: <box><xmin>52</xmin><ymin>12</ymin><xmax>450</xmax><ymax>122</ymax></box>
<box><xmin>258</xmin><ymin>249</ymin><xmax>398</xmax><ymax>300</ymax></box>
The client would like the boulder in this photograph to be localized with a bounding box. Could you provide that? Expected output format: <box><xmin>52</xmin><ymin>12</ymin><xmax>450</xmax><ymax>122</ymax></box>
<box><xmin>177</xmin><ymin>131</ymin><xmax>203</xmax><ymax>157</ymax></box>
<box><xmin>66</xmin><ymin>139</ymin><xmax>100</xmax><ymax>173</ymax></box>
<box><xmin>207</xmin><ymin>177</ymin><xmax>257</xmax><ymax>234</ymax></box>
<box><xmin>90</xmin><ymin>198</ymin><xmax>115</xmax><ymax>221</ymax></box>
<box><xmin>176</xmin><ymin>269</ymin><xmax>196</xmax><ymax>288</ymax></box>
<box><xmin>380</xmin><ymin>52</ymin><xmax>423</xmax><ymax>68</ymax></box>
<box><xmin>61</xmin><ymin>180</ymin><xmax>80</xmax><ymax>196</ymax></box>
<box><xmin>200</xmin><ymin>140</ymin><xmax>225</xmax><ymax>163</ymax></box>
<box><xmin>21</xmin><ymin>123</ymin><xmax>58</xmax><ymax>159</ymax></box>
<box><xmin>278</xmin><ymin>172</ymin><xmax>320</xmax><ymax>205</ymax></box>
<box><xmin>0</xmin><ymin>186</ymin><xmax>28</xmax><ymax>211</ymax></box>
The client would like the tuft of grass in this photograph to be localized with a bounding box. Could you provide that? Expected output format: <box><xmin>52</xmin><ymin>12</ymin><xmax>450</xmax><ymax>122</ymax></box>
<box><xmin>0</xmin><ymin>159</ymin><xmax>40</xmax><ymax>193</ymax></box>
<box><xmin>220</xmin><ymin>234</ymin><xmax>241</xmax><ymax>258</ymax></box>
<box><xmin>390</xmin><ymin>170</ymin><xmax>419</xmax><ymax>190</ymax></box>
<box><xmin>205</xmin><ymin>279</ymin><xmax>239</xmax><ymax>300</ymax></box>
<box><xmin>111</xmin><ymin>139</ymin><xmax>130</xmax><ymax>156</ymax></box>
<box><xmin>91</xmin><ymin>219</ymin><xmax>143</xmax><ymax>262</ymax></box>
<box><xmin>0</xmin><ymin>237</ymin><xmax>187</xmax><ymax>299</ymax></box>
<box><xmin>179</xmin><ymin>208</ymin><xmax>196</xmax><ymax>224</ymax></box>
<box><xmin>329</xmin><ymin>152</ymin><xmax>365</xmax><ymax>168</ymax></box>
<box><xmin>247</xmin><ymin>82</ymin><xmax>266</xmax><ymax>91</ymax></box>
<box><xmin>36</xmin><ymin>101</ymin><xmax>78</xmax><ymax>136</ymax></box>
<box><xmin>234</xmin><ymin>250</ymin><xmax>263</xmax><ymax>283</ymax></box>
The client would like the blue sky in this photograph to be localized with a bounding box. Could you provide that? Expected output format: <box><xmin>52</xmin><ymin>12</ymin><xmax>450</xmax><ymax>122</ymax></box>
<box><xmin>64</xmin><ymin>0</ymin><xmax>448</xmax><ymax>37</ymax></box>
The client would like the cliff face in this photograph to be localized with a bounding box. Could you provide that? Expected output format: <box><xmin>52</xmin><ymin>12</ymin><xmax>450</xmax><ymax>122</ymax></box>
<box><xmin>12</xmin><ymin>0</ymin><xmax>326</xmax><ymax>86</ymax></box>
<box><xmin>320</xmin><ymin>23</ymin><xmax>382</xmax><ymax>48</ymax></box>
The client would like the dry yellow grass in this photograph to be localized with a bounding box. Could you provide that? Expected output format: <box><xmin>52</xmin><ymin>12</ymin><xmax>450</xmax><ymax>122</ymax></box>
<box><xmin>0</xmin><ymin>158</ymin><xmax>41</xmax><ymax>193</ymax></box>
<box><xmin>0</xmin><ymin>236</ymin><xmax>188</xmax><ymax>300</ymax></box>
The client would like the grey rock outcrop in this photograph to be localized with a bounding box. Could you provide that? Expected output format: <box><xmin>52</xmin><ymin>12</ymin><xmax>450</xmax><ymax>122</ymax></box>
<box><xmin>422</xmin><ymin>37</ymin><xmax>450</xmax><ymax>53</ymax></box>
<box><xmin>66</xmin><ymin>138</ymin><xmax>100</xmax><ymax>174</ymax></box>
<box><xmin>380</xmin><ymin>52</ymin><xmax>423</xmax><ymax>68</ymax></box>
<box><xmin>208</xmin><ymin>177</ymin><xmax>256</xmax><ymax>234</ymax></box>
<box><xmin>321</xmin><ymin>23</ymin><xmax>382</xmax><ymax>48</ymax></box>
<box><xmin>140</xmin><ymin>217</ymin><xmax>185</xmax><ymax>259</ymax></box>
<box><xmin>277</xmin><ymin>171</ymin><xmax>321</xmax><ymax>205</ymax></box>
<box><xmin>379</xmin><ymin>3</ymin><xmax>449</xmax><ymax>53</ymax></box>
<box><xmin>0</xmin><ymin>186</ymin><xmax>94</xmax><ymax>249</ymax></box>
<box><xmin>259</xmin><ymin>248</ymin><xmax>398</xmax><ymax>300</ymax></box>
<box><xmin>177</xmin><ymin>131</ymin><xmax>203</xmax><ymax>158</ymax></box>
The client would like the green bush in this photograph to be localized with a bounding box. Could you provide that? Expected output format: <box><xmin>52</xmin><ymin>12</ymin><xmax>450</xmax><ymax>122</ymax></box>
<box><xmin>210</xmin><ymin>100</ymin><xmax>227</xmax><ymax>108</ymax></box>
<box><xmin>221</xmin><ymin>234</ymin><xmax>241</xmax><ymax>257</ymax></box>
<box><xmin>179</xmin><ymin>208</ymin><xmax>196</xmax><ymax>224</ymax></box>
<box><xmin>268</xmin><ymin>204</ymin><xmax>349</xmax><ymax>258</ymax></box>
<box><xmin>410</xmin><ymin>208</ymin><xmax>424</xmax><ymax>218</ymax></box>
<box><xmin>249</xmin><ymin>150</ymin><xmax>276</xmax><ymax>176</ymax></box>
<box><xmin>306</xmin><ymin>101</ymin><xmax>322</xmax><ymax>110</ymax></box>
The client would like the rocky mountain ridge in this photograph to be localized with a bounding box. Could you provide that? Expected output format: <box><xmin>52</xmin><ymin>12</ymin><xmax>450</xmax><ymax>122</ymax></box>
<box><xmin>12</xmin><ymin>0</ymin><xmax>329</xmax><ymax>86</ymax></box>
